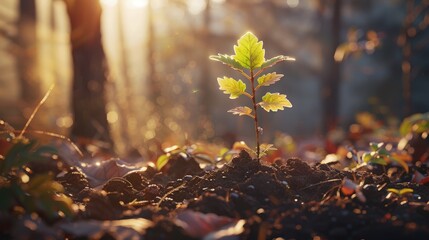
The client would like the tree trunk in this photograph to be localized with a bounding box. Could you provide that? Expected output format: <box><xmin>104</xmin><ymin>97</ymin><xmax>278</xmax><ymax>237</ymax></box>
<box><xmin>115</xmin><ymin>0</ymin><xmax>133</xmax><ymax>153</ymax></box>
<box><xmin>321</xmin><ymin>0</ymin><xmax>342</xmax><ymax>135</ymax></box>
<box><xmin>65</xmin><ymin>0</ymin><xmax>112</xmax><ymax>146</ymax></box>
<box><xmin>198</xmin><ymin>0</ymin><xmax>212</xmax><ymax>138</ymax></box>
<box><xmin>18</xmin><ymin>0</ymin><xmax>40</xmax><ymax>103</ymax></box>
<box><xmin>147</xmin><ymin>0</ymin><xmax>160</xmax><ymax>103</ymax></box>
<box><xmin>399</xmin><ymin>0</ymin><xmax>429</xmax><ymax>116</ymax></box>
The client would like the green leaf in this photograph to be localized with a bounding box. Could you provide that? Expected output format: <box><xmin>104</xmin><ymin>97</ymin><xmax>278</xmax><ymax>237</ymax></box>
<box><xmin>362</xmin><ymin>153</ymin><xmax>372</xmax><ymax>163</ymax></box>
<box><xmin>257</xmin><ymin>72</ymin><xmax>284</xmax><ymax>88</ymax></box>
<box><xmin>368</xmin><ymin>157</ymin><xmax>387</xmax><ymax>166</ymax></box>
<box><xmin>34</xmin><ymin>145</ymin><xmax>57</xmax><ymax>156</ymax></box>
<box><xmin>209</xmin><ymin>54</ymin><xmax>244</xmax><ymax>71</ymax></box>
<box><xmin>217</xmin><ymin>77</ymin><xmax>246</xmax><ymax>99</ymax></box>
<box><xmin>1</xmin><ymin>140</ymin><xmax>36</xmax><ymax>175</ymax></box>
<box><xmin>24</xmin><ymin>174</ymin><xmax>64</xmax><ymax>194</ymax></box>
<box><xmin>369</xmin><ymin>142</ymin><xmax>383</xmax><ymax>151</ymax></box>
<box><xmin>399</xmin><ymin>113</ymin><xmax>429</xmax><ymax>136</ymax></box>
<box><xmin>260</xmin><ymin>55</ymin><xmax>295</xmax><ymax>69</ymax></box>
<box><xmin>228</xmin><ymin>106</ymin><xmax>253</xmax><ymax>118</ymax></box>
<box><xmin>378</xmin><ymin>148</ymin><xmax>390</xmax><ymax>156</ymax></box>
<box><xmin>233</xmin><ymin>32</ymin><xmax>265</xmax><ymax>69</ymax></box>
<box><xmin>259</xmin><ymin>92</ymin><xmax>292</xmax><ymax>112</ymax></box>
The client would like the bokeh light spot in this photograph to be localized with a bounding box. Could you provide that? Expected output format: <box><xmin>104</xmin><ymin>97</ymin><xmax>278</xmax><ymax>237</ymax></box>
<box><xmin>107</xmin><ymin>111</ymin><xmax>119</xmax><ymax>123</ymax></box>
<box><xmin>286</xmin><ymin>0</ymin><xmax>299</xmax><ymax>8</ymax></box>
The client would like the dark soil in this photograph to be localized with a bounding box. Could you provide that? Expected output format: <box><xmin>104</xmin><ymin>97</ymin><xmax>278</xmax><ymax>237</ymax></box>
<box><xmin>3</xmin><ymin>150</ymin><xmax>429</xmax><ymax>239</ymax></box>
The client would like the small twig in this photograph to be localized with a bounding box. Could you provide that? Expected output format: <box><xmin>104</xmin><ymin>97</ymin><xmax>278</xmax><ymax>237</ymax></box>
<box><xmin>156</xmin><ymin>182</ymin><xmax>186</xmax><ymax>209</ymax></box>
<box><xmin>300</xmin><ymin>178</ymin><xmax>342</xmax><ymax>191</ymax></box>
<box><xmin>321</xmin><ymin>185</ymin><xmax>341</xmax><ymax>203</ymax></box>
<box><xmin>1</xmin><ymin>84</ymin><xmax>83</xmax><ymax>158</ymax></box>
<box><xmin>18</xmin><ymin>84</ymin><xmax>55</xmax><ymax>139</ymax></box>
<box><xmin>0</xmin><ymin>130</ymin><xmax>83</xmax><ymax>157</ymax></box>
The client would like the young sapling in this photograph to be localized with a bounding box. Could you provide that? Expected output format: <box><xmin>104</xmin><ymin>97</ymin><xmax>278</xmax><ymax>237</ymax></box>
<box><xmin>210</xmin><ymin>32</ymin><xmax>295</xmax><ymax>159</ymax></box>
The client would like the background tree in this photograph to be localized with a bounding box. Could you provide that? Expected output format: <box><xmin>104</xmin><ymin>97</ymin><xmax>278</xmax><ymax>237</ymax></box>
<box><xmin>399</xmin><ymin>0</ymin><xmax>429</xmax><ymax>115</ymax></box>
<box><xmin>17</xmin><ymin>0</ymin><xmax>40</xmax><ymax>104</ymax></box>
<box><xmin>64</xmin><ymin>0</ymin><xmax>112</xmax><ymax>148</ymax></box>
<box><xmin>319</xmin><ymin>0</ymin><xmax>342</xmax><ymax>136</ymax></box>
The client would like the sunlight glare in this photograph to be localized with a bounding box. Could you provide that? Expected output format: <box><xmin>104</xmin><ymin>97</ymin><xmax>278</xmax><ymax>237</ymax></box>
<box><xmin>101</xmin><ymin>0</ymin><xmax>148</xmax><ymax>8</ymax></box>
<box><xmin>100</xmin><ymin>0</ymin><xmax>118</xmax><ymax>7</ymax></box>
<box><xmin>187</xmin><ymin>0</ymin><xmax>207</xmax><ymax>15</ymax></box>
<box><xmin>126</xmin><ymin>0</ymin><xmax>148</xmax><ymax>8</ymax></box>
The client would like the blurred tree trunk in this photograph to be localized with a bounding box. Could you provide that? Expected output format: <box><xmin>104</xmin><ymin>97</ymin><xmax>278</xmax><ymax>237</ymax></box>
<box><xmin>399</xmin><ymin>0</ymin><xmax>429</xmax><ymax>116</ymax></box>
<box><xmin>400</xmin><ymin>0</ymin><xmax>415</xmax><ymax>116</ymax></box>
<box><xmin>198</xmin><ymin>0</ymin><xmax>213</xmax><ymax>138</ymax></box>
<box><xmin>200</xmin><ymin>0</ymin><xmax>211</xmax><ymax>112</ymax></box>
<box><xmin>321</xmin><ymin>0</ymin><xmax>342</xmax><ymax>136</ymax></box>
<box><xmin>65</xmin><ymin>0</ymin><xmax>112</xmax><ymax>146</ymax></box>
<box><xmin>147</xmin><ymin>0</ymin><xmax>160</xmax><ymax>104</ymax></box>
<box><xmin>115</xmin><ymin>0</ymin><xmax>132</xmax><ymax>153</ymax></box>
<box><xmin>18</xmin><ymin>0</ymin><xmax>40</xmax><ymax>103</ymax></box>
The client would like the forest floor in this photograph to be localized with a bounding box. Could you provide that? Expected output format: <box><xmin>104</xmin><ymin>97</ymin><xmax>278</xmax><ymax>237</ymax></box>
<box><xmin>1</xmin><ymin>115</ymin><xmax>429</xmax><ymax>239</ymax></box>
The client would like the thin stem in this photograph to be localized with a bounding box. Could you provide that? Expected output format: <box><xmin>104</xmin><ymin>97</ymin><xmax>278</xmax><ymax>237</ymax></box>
<box><xmin>243</xmin><ymin>92</ymin><xmax>253</xmax><ymax>99</ymax></box>
<box><xmin>254</xmin><ymin>68</ymin><xmax>264</xmax><ymax>78</ymax></box>
<box><xmin>250</xmin><ymin>69</ymin><xmax>260</xmax><ymax>159</ymax></box>
<box><xmin>18</xmin><ymin>84</ymin><xmax>54</xmax><ymax>139</ymax></box>
<box><xmin>238</xmin><ymin>69</ymin><xmax>251</xmax><ymax>80</ymax></box>
<box><xmin>4</xmin><ymin>130</ymin><xmax>83</xmax><ymax>157</ymax></box>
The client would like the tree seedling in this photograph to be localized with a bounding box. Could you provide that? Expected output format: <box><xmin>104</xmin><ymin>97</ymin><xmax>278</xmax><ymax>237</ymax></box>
<box><xmin>362</xmin><ymin>142</ymin><xmax>409</xmax><ymax>173</ymax></box>
<box><xmin>210</xmin><ymin>32</ymin><xmax>295</xmax><ymax>159</ymax></box>
<box><xmin>386</xmin><ymin>187</ymin><xmax>414</xmax><ymax>203</ymax></box>
<box><xmin>0</xmin><ymin>85</ymin><xmax>76</xmax><ymax>220</ymax></box>
<box><xmin>399</xmin><ymin>112</ymin><xmax>429</xmax><ymax>137</ymax></box>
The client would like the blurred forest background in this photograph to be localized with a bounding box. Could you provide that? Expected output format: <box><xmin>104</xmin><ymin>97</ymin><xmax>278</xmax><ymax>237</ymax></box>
<box><xmin>0</xmin><ymin>0</ymin><xmax>428</xmax><ymax>157</ymax></box>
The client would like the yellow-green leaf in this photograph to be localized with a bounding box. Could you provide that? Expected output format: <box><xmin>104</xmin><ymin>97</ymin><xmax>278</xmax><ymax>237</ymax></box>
<box><xmin>209</xmin><ymin>54</ymin><xmax>244</xmax><ymax>71</ymax></box>
<box><xmin>232</xmin><ymin>141</ymin><xmax>257</xmax><ymax>158</ymax></box>
<box><xmin>259</xmin><ymin>143</ymin><xmax>277</xmax><ymax>157</ymax></box>
<box><xmin>387</xmin><ymin>188</ymin><xmax>413</xmax><ymax>196</ymax></box>
<box><xmin>260</xmin><ymin>55</ymin><xmax>295</xmax><ymax>69</ymax></box>
<box><xmin>257</xmin><ymin>72</ymin><xmax>284</xmax><ymax>88</ymax></box>
<box><xmin>233</xmin><ymin>32</ymin><xmax>265</xmax><ymax>69</ymax></box>
<box><xmin>399</xmin><ymin>188</ymin><xmax>414</xmax><ymax>195</ymax></box>
<box><xmin>228</xmin><ymin>106</ymin><xmax>254</xmax><ymax>118</ymax></box>
<box><xmin>390</xmin><ymin>156</ymin><xmax>409</xmax><ymax>173</ymax></box>
<box><xmin>217</xmin><ymin>77</ymin><xmax>246</xmax><ymax>99</ymax></box>
<box><xmin>259</xmin><ymin>92</ymin><xmax>292</xmax><ymax>112</ymax></box>
<box><xmin>399</xmin><ymin>113</ymin><xmax>429</xmax><ymax>136</ymax></box>
<box><xmin>387</xmin><ymin>188</ymin><xmax>400</xmax><ymax>195</ymax></box>
<box><xmin>156</xmin><ymin>154</ymin><xmax>170</xmax><ymax>170</ymax></box>
<box><xmin>362</xmin><ymin>152</ymin><xmax>372</xmax><ymax>163</ymax></box>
